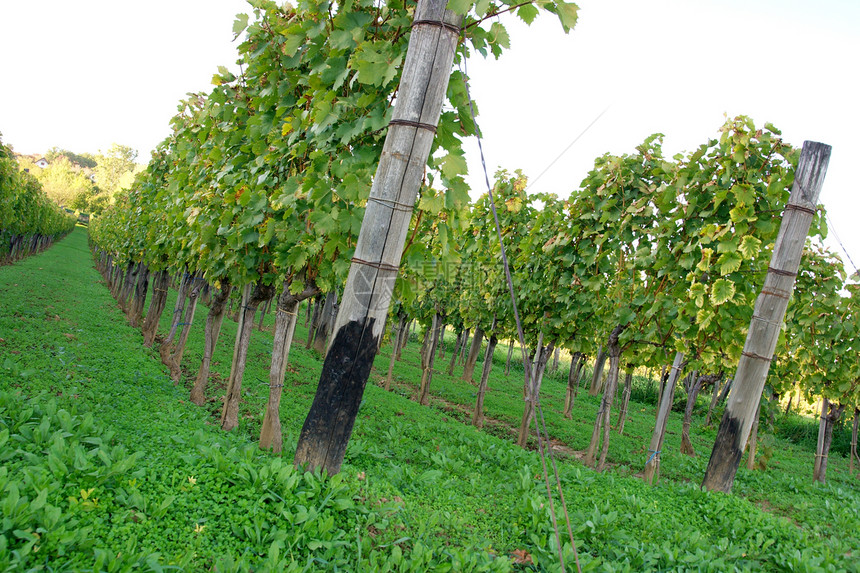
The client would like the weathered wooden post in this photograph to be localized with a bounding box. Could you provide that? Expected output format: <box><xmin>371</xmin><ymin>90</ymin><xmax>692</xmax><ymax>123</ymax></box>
<box><xmin>702</xmin><ymin>141</ymin><xmax>831</xmax><ymax>493</ymax></box>
<box><xmin>643</xmin><ymin>351</ymin><xmax>685</xmax><ymax>484</ymax></box>
<box><xmin>294</xmin><ymin>0</ymin><xmax>460</xmax><ymax>474</ymax></box>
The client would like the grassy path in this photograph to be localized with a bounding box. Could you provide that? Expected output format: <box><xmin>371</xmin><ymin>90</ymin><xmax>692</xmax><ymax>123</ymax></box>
<box><xmin>1</xmin><ymin>227</ymin><xmax>858</xmax><ymax>572</ymax></box>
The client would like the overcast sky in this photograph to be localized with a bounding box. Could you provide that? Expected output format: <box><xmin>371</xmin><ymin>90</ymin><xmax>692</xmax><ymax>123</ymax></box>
<box><xmin>2</xmin><ymin>0</ymin><xmax>857</xmax><ymax>272</ymax></box>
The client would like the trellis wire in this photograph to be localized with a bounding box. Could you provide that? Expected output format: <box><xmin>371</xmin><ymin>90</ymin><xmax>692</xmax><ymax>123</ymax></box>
<box><xmin>459</xmin><ymin>54</ymin><xmax>582</xmax><ymax>573</ymax></box>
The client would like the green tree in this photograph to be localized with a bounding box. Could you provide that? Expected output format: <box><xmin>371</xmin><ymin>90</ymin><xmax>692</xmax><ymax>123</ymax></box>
<box><xmin>94</xmin><ymin>143</ymin><xmax>139</xmax><ymax>196</ymax></box>
<box><xmin>45</xmin><ymin>147</ymin><xmax>98</xmax><ymax>169</ymax></box>
<box><xmin>30</xmin><ymin>156</ymin><xmax>98</xmax><ymax>208</ymax></box>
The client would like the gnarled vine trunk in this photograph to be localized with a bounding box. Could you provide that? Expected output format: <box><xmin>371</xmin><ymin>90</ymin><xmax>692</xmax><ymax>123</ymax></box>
<box><xmin>312</xmin><ymin>290</ymin><xmax>339</xmax><ymax>354</ymax></box>
<box><xmin>163</xmin><ymin>275</ymin><xmax>204</xmax><ymax>381</ymax></box>
<box><xmin>418</xmin><ymin>311</ymin><xmax>443</xmax><ymax>406</ymax></box>
<box><xmin>588</xmin><ymin>345</ymin><xmax>607</xmax><ymax>396</ymax></box>
<box><xmin>461</xmin><ymin>327</ymin><xmax>484</xmax><ymax>383</ymax></box>
<box><xmin>472</xmin><ymin>318</ymin><xmax>498</xmax><ymax>429</ymax></box>
<box><xmin>504</xmin><ymin>339</ymin><xmax>515</xmax><ymax>376</ymax></box>
<box><xmin>643</xmin><ymin>352</ymin><xmax>685</xmax><ymax>484</ymax></box>
<box><xmin>746</xmin><ymin>397</ymin><xmax>762</xmax><ymax>470</ymax></box>
<box><xmin>563</xmin><ymin>352</ymin><xmax>584</xmax><ymax>419</ymax></box>
<box><xmin>386</xmin><ymin>313</ymin><xmax>407</xmax><ymax>390</ymax></box>
<box><xmin>616</xmin><ymin>370</ymin><xmax>634</xmax><ymax>435</ymax></box>
<box><xmin>396</xmin><ymin>318</ymin><xmax>412</xmax><ymax>360</ymax></box>
<box><xmin>118</xmin><ymin>261</ymin><xmax>138</xmax><ymax>313</ymax></box>
<box><xmin>305</xmin><ymin>295</ymin><xmax>322</xmax><ymax>349</ymax></box>
<box><xmin>221</xmin><ymin>282</ymin><xmax>275</xmax><ymax>431</ymax></box>
<box><xmin>584</xmin><ymin>325</ymin><xmax>624</xmax><ymax>470</ymax></box>
<box><xmin>190</xmin><ymin>280</ymin><xmax>231</xmax><ymax>406</ymax></box>
<box><xmin>159</xmin><ymin>271</ymin><xmax>192</xmax><ymax>377</ymax></box>
<box><xmin>813</xmin><ymin>398</ymin><xmax>846</xmax><ymax>483</ymax></box>
<box><xmin>446</xmin><ymin>329</ymin><xmax>463</xmax><ymax>376</ymax></box>
<box><xmin>128</xmin><ymin>263</ymin><xmax>150</xmax><ymax>328</ymax></box>
<box><xmin>516</xmin><ymin>335</ymin><xmax>554</xmax><ymax>448</ymax></box>
<box><xmin>849</xmin><ymin>408</ymin><xmax>859</xmax><ymax>476</ymax></box>
<box><xmin>680</xmin><ymin>374</ymin><xmax>707</xmax><ymax>456</ymax></box>
<box><xmin>259</xmin><ymin>281</ymin><xmax>319</xmax><ymax>453</ymax></box>
<box><xmin>704</xmin><ymin>374</ymin><xmax>725</xmax><ymax>427</ymax></box>
<box><xmin>142</xmin><ymin>269</ymin><xmax>170</xmax><ymax>347</ymax></box>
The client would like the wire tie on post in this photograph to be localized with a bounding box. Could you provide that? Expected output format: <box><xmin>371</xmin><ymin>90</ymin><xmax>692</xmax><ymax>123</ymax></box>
<box><xmin>751</xmin><ymin>314</ymin><xmax>783</xmax><ymax>328</ymax></box>
<box><xmin>767</xmin><ymin>266</ymin><xmax>797</xmax><ymax>278</ymax></box>
<box><xmin>351</xmin><ymin>257</ymin><xmax>400</xmax><ymax>273</ymax></box>
<box><xmin>741</xmin><ymin>351</ymin><xmax>772</xmax><ymax>362</ymax></box>
<box><xmin>367</xmin><ymin>196</ymin><xmax>415</xmax><ymax>213</ymax></box>
<box><xmin>646</xmin><ymin>449</ymin><xmax>661</xmax><ymax>466</ymax></box>
<box><xmin>388</xmin><ymin>118</ymin><xmax>437</xmax><ymax>133</ymax></box>
<box><xmin>760</xmin><ymin>287</ymin><xmax>791</xmax><ymax>300</ymax></box>
<box><xmin>784</xmin><ymin>203</ymin><xmax>817</xmax><ymax>217</ymax></box>
<box><xmin>410</xmin><ymin>18</ymin><xmax>461</xmax><ymax>34</ymax></box>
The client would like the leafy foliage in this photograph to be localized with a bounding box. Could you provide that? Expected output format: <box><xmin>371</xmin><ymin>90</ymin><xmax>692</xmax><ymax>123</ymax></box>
<box><xmin>0</xmin><ymin>135</ymin><xmax>76</xmax><ymax>263</ymax></box>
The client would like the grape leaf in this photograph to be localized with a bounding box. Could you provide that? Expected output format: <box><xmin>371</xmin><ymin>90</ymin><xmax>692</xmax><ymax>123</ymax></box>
<box><xmin>711</xmin><ymin>278</ymin><xmax>735</xmax><ymax>305</ymax></box>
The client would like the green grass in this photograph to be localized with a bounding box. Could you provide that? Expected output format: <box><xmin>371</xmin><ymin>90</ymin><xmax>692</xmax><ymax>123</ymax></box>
<box><xmin>1</xmin><ymin>227</ymin><xmax>858</xmax><ymax>572</ymax></box>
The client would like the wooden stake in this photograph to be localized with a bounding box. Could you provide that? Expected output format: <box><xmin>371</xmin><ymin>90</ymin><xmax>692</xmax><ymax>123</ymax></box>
<box><xmin>294</xmin><ymin>0</ymin><xmax>460</xmax><ymax>475</ymax></box>
<box><xmin>644</xmin><ymin>352</ymin><xmax>685</xmax><ymax>485</ymax></box>
<box><xmin>702</xmin><ymin>141</ymin><xmax>831</xmax><ymax>493</ymax></box>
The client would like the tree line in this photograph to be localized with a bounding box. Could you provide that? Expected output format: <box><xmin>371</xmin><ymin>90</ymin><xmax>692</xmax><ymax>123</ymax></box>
<box><xmin>1</xmin><ymin>134</ymin><xmax>77</xmax><ymax>264</ymax></box>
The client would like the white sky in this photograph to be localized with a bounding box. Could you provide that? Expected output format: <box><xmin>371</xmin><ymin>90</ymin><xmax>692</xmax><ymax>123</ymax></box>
<box><xmin>2</xmin><ymin>0</ymin><xmax>858</xmax><ymax>271</ymax></box>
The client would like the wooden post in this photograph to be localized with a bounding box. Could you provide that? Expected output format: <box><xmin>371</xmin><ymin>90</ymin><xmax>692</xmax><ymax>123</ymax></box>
<box><xmin>259</xmin><ymin>281</ymin><xmax>319</xmax><ymax>453</ymax></box>
<box><xmin>294</xmin><ymin>0</ymin><xmax>460</xmax><ymax>475</ymax></box>
<box><xmin>588</xmin><ymin>345</ymin><xmax>606</xmax><ymax>396</ymax></box>
<box><xmin>702</xmin><ymin>141</ymin><xmax>831</xmax><ymax>493</ymax></box>
<box><xmin>643</xmin><ymin>352</ymin><xmax>685</xmax><ymax>485</ymax></box>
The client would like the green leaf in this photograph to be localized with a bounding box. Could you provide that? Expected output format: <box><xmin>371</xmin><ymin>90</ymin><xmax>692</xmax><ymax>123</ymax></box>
<box><xmin>689</xmin><ymin>283</ymin><xmax>706</xmax><ymax>308</ymax></box>
<box><xmin>439</xmin><ymin>153</ymin><xmax>468</xmax><ymax>180</ymax></box>
<box><xmin>554</xmin><ymin>0</ymin><xmax>580</xmax><ymax>32</ymax></box>
<box><xmin>517</xmin><ymin>4</ymin><xmax>540</xmax><ymax>24</ymax></box>
<box><xmin>696</xmin><ymin>308</ymin><xmax>713</xmax><ymax>330</ymax></box>
<box><xmin>711</xmin><ymin>278</ymin><xmax>736</xmax><ymax>305</ymax></box>
<box><xmin>738</xmin><ymin>235</ymin><xmax>762</xmax><ymax>259</ymax></box>
<box><xmin>353</xmin><ymin>45</ymin><xmax>403</xmax><ymax>87</ymax></box>
<box><xmin>488</xmin><ymin>22</ymin><xmax>511</xmax><ymax>51</ymax></box>
<box><xmin>730</xmin><ymin>184</ymin><xmax>755</xmax><ymax>206</ymax></box>
<box><xmin>232</xmin><ymin>14</ymin><xmax>249</xmax><ymax>38</ymax></box>
<box><xmin>282</xmin><ymin>30</ymin><xmax>305</xmax><ymax>58</ymax></box>
<box><xmin>615</xmin><ymin>306</ymin><xmax>635</xmax><ymax>326</ymax></box>
<box><xmin>419</xmin><ymin>189</ymin><xmax>445</xmax><ymax>215</ymax></box>
<box><xmin>446</xmin><ymin>0</ymin><xmax>472</xmax><ymax>15</ymax></box>
<box><xmin>717</xmin><ymin>251</ymin><xmax>742</xmax><ymax>275</ymax></box>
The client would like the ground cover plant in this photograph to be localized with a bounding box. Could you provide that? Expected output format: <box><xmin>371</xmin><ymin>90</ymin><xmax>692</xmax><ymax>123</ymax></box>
<box><xmin>1</xmin><ymin>228</ymin><xmax>858</xmax><ymax>571</ymax></box>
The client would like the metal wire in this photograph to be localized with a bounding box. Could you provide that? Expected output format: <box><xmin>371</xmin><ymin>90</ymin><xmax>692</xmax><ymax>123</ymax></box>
<box><xmin>460</xmin><ymin>54</ymin><xmax>582</xmax><ymax>573</ymax></box>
